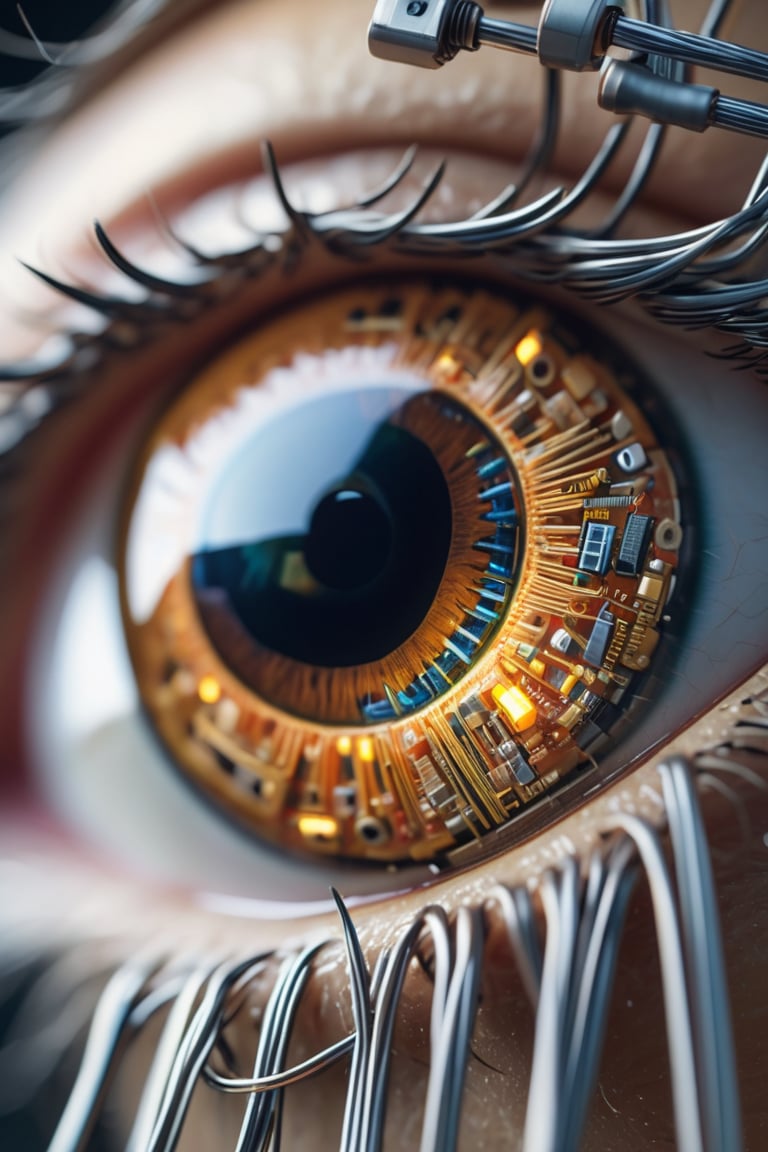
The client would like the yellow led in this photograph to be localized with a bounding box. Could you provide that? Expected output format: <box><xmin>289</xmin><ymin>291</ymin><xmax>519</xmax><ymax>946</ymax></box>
<box><xmin>198</xmin><ymin>675</ymin><xmax>221</xmax><ymax>704</ymax></box>
<box><xmin>515</xmin><ymin>331</ymin><xmax>543</xmax><ymax>366</ymax></box>
<box><xmin>436</xmin><ymin>351</ymin><xmax>462</xmax><ymax>379</ymax></box>
<box><xmin>336</xmin><ymin>736</ymin><xmax>352</xmax><ymax>756</ymax></box>
<box><xmin>358</xmin><ymin>737</ymin><xmax>375</xmax><ymax>762</ymax></box>
<box><xmin>297</xmin><ymin>814</ymin><xmax>339</xmax><ymax>839</ymax></box>
<box><xmin>560</xmin><ymin>674</ymin><xmax>579</xmax><ymax>697</ymax></box>
<box><xmin>492</xmin><ymin>682</ymin><xmax>538</xmax><ymax>732</ymax></box>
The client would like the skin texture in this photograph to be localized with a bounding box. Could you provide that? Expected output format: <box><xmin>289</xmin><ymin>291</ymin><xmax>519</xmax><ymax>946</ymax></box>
<box><xmin>0</xmin><ymin>1</ymin><xmax>766</xmax><ymax>1149</ymax></box>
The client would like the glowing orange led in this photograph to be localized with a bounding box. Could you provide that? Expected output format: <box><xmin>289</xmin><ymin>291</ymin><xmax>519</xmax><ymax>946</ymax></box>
<box><xmin>297</xmin><ymin>814</ymin><xmax>339</xmax><ymax>839</ymax></box>
<box><xmin>435</xmin><ymin>351</ymin><xmax>463</xmax><ymax>381</ymax></box>
<box><xmin>515</xmin><ymin>331</ymin><xmax>543</xmax><ymax>365</ymax></box>
<box><xmin>358</xmin><ymin>737</ymin><xmax>375</xmax><ymax>762</ymax></box>
<box><xmin>492</xmin><ymin>683</ymin><xmax>538</xmax><ymax>731</ymax></box>
<box><xmin>197</xmin><ymin>675</ymin><xmax>221</xmax><ymax>704</ymax></box>
<box><xmin>336</xmin><ymin>736</ymin><xmax>352</xmax><ymax>756</ymax></box>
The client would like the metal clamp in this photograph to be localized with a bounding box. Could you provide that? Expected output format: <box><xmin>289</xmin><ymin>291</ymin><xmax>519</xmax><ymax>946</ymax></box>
<box><xmin>368</xmin><ymin>0</ymin><xmax>768</xmax><ymax>138</ymax></box>
<box><xmin>537</xmin><ymin>0</ymin><xmax>621</xmax><ymax>72</ymax></box>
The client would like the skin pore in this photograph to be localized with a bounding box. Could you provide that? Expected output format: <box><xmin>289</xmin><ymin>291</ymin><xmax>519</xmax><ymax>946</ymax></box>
<box><xmin>0</xmin><ymin>1</ymin><xmax>766</xmax><ymax>1149</ymax></box>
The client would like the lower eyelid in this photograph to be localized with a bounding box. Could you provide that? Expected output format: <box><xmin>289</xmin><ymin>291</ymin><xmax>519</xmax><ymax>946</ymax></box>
<box><xmin>6</xmin><ymin>661</ymin><xmax>765</xmax><ymax>926</ymax></box>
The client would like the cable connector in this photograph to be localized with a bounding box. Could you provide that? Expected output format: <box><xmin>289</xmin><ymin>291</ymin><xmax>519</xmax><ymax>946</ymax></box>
<box><xmin>537</xmin><ymin>0</ymin><xmax>622</xmax><ymax>72</ymax></box>
<box><xmin>369</xmin><ymin>0</ymin><xmax>538</xmax><ymax>70</ymax></box>
<box><xmin>368</xmin><ymin>0</ymin><xmax>768</xmax><ymax>139</ymax></box>
<box><xmin>368</xmin><ymin>0</ymin><xmax>482</xmax><ymax>69</ymax></box>
<box><xmin>599</xmin><ymin>60</ymin><xmax>718</xmax><ymax>133</ymax></box>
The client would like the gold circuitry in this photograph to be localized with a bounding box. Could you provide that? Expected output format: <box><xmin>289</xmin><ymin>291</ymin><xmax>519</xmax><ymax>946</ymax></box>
<box><xmin>121</xmin><ymin>280</ymin><xmax>684</xmax><ymax>865</ymax></box>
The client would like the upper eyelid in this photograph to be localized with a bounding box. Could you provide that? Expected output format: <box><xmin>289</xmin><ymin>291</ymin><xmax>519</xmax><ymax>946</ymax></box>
<box><xmin>2</xmin><ymin>1</ymin><xmax>768</xmax><ymax>386</ymax></box>
<box><xmin>1</xmin><ymin>3</ymin><xmax>768</xmax><ymax>354</ymax></box>
<box><xmin>3</xmin><ymin>129</ymin><xmax>768</xmax><ymax>403</ymax></box>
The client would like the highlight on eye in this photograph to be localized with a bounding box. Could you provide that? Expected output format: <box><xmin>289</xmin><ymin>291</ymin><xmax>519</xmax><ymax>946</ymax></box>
<box><xmin>120</xmin><ymin>279</ymin><xmax>685</xmax><ymax>865</ymax></box>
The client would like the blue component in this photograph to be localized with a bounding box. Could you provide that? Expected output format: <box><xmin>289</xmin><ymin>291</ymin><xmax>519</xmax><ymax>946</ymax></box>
<box><xmin>480</xmin><ymin>581</ymin><xmax>509</xmax><ymax>603</ymax></box>
<box><xmin>479</xmin><ymin>480</ymin><xmax>514</xmax><ymax>500</ymax></box>
<box><xmin>578</xmin><ymin>521</ymin><xmax>616</xmax><ymax>576</ymax></box>
<box><xmin>361</xmin><ymin>697</ymin><xmax>396</xmax><ymax>722</ymax></box>
<box><xmin>511</xmin><ymin>759</ymin><xmax>536</xmax><ymax>786</ymax></box>
<box><xmin>397</xmin><ymin>681</ymin><xmax>432</xmax><ymax>710</ymax></box>
<box><xmin>444</xmin><ymin>637</ymin><xmax>472</xmax><ymax>665</ymax></box>
<box><xmin>583</xmin><ymin>603</ymin><xmax>616</xmax><ymax>667</ymax></box>
<box><xmin>462</xmin><ymin>615</ymin><xmax>488</xmax><ymax>640</ymax></box>
<box><xmin>437</xmin><ymin>648</ymin><xmax>461</xmax><ymax>678</ymax></box>
<box><xmin>477</xmin><ymin>456</ymin><xmax>508</xmax><ymax>479</ymax></box>
<box><xmin>422</xmin><ymin>665</ymin><xmax>447</xmax><ymax>694</ymax></box>
<box><xmin>476</xmin><ymin>538</ymin><xmax>515</xmax><ymax>555</ymax></box>
<box><xmin>470</xmin><ymin>601</ymin><xmax>499</xmax><ymax>623</ymax></box>
<box><xmin>483</xmin><ymin>506</ymin><xmax>519</xmax><ymax>524</ymax></box>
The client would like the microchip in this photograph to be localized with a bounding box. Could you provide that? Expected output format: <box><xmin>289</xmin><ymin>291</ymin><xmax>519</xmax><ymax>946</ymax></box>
<box><xmin>615</xmin><ymin>513</ymin><xmax>654</xmax><ymax>576</ymax></box>
<box><xmin>578</xmin><ymin>520</ymin><xmax>616</xmax><ymax>575</ymax></box>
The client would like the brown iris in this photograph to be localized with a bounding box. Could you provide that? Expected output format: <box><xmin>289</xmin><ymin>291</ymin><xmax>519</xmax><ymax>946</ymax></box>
<box><xmin>120</xmin><ymin>279</ymin><xmax>685</xmax><ymax>865</ymax></box>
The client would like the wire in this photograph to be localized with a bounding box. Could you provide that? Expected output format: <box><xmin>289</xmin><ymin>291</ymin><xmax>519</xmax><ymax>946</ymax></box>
<box><xmin>3</xmin><ymin>737</ymin><xmax>753</xmax><ymax>1152</ymax></box>
<box><xmin>369</xmin><ymin>0</ymin><xmax>768</xmax><ymax>139</ymax></box>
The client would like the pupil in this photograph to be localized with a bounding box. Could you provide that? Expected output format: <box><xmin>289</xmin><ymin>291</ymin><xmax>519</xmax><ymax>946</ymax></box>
<box><xmin>192</xmin><ymin>398</ymin><xmax>454</xmax><ymax>669</ymax></box>
<box><xmin>305</xmin><ymin>485</ymin><xmax>392</xmax><ymax>590</ymax></box>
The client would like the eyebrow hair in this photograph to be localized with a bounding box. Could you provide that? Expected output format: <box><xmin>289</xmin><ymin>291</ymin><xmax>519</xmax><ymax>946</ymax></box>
<box><xmin>3</xmin><ymin>680</ymin><xmax>765</xmax><ymax>1152</ymax></box>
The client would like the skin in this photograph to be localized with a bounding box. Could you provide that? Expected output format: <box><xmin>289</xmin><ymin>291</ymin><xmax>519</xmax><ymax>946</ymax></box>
<box><xmin>0</xmin><ymin>1</ymin><xmax>766</xmax><ymax>1148</ymax></box>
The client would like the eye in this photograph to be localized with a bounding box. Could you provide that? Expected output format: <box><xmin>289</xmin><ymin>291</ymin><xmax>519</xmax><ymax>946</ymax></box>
<box><xmin>2</xmin><ymin>0</ymin><xmax>766</xmax><ymax>917</ymax></box>
<box><xmin>11</xmin><ymin>147</ymin><xmax>768</xmax><ymax>903</ymax></box>
<box><xmin>119</xmin><ymin>274</ymin><xmax>687</xmax><ymax>867</ymax></box>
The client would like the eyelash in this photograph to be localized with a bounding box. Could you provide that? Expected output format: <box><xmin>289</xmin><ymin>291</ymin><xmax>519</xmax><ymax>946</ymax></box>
<box><xmin>1</xmin><ymin>130</ymin><xmax>767</xmax><ymax>476</ymax></box>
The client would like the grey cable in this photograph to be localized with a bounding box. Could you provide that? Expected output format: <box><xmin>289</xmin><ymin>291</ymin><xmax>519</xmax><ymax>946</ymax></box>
<box><xmin>17</xmin><ymin>750</ymin><xmax>750</xmax><ymax>1152</ymax></box>
<box><xmin>46</xmin><ymin>955</ymin><xmax>163</xmax><ymax>1152</ymax></box>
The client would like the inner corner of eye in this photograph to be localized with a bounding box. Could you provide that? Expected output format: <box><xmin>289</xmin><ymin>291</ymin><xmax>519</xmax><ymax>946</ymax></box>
<box><xmin>117</xmin><ymin>278</ymin><xmax>688</xmax><ymax>871</ymax></box>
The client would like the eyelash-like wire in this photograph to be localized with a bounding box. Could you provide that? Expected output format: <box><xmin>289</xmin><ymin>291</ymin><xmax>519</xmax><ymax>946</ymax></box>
<box><xmin>0</xmin><ymin>0</ymin><xmax>766</xmax><ymax>415</ymax></box>
<box><xmin>1</xmin><ymin>116</ymin><xmax>767</xmax><ymax>482</ymax></box>
<box><xmin>3</xmin><ymin>679</ymin><xmax>765</xmax><ymax>1152</ymax></box>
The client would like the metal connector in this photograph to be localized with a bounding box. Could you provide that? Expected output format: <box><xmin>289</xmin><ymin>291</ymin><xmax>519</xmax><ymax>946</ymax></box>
<box><xmin>368</xmin><ymin>0</ymin><xmax>536</xmax><ymax>70</ymax></box>
<box><xmin>368</xmin><ymin>0</ymin><xmax>480</xmax><ymax>69</ymax></box>
<box><xmin>599</xmin><ymin>59</ymin><xmax>718</xmax><ymax>133</ymax></box>
<box><xmin>537</xmin><ymin>0</ymin><xmax>621</xmax><ymax>72</ymax></box>
<box><xmin>368</xmin><ymin>0</ymin><xmax>768</xmax><ymax>138</ymax></box>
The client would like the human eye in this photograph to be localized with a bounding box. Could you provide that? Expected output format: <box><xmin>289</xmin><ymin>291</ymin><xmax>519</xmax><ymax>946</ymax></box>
<box><xmin>0</xmin><ymin>2</ymin><xmax>766</xmax><ymax>1151</ymax></box>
